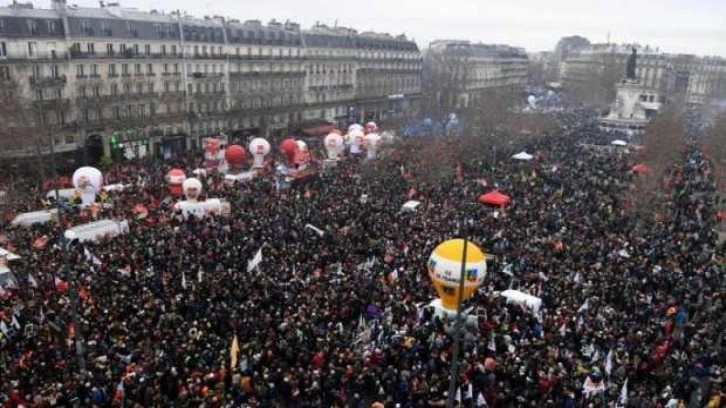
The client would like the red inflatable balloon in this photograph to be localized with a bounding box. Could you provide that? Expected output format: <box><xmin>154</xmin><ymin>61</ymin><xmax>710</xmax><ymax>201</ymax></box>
<box><xmin>279</xmin><ymin>138</ymin><xmax>299</xmax><ymax>164</ymax></box>
<box><xmin>225</xmin><ymin>145</ymin><xmax>246</xmax><ymax>167</ymax></box>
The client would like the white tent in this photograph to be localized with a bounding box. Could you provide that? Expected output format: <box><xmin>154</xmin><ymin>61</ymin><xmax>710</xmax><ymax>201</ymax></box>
<box><xmin>401</xmin><ymin>200</ymin><xmax>422</xmax><ymax>212</ymax></box>
<box><xmin>501</xmin><ymin>289</ymin><xmax>542</xmax><ymax>313</ymax></box>
<box><xmin>610</xmin><ymin>140</ymin><xmax>628</xmax><ymax>146</ymax></box>
<box><xmin>512</xmin><ymin>152</ymin><xmax>533</xmax><ymax>161</ymax></box>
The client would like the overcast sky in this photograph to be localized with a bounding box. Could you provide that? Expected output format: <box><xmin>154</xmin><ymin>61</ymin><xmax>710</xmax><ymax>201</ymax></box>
<box><xmin>61</xmin><ymin>0</ymin><xmax>726</xmax><ymax>57</ymax></box>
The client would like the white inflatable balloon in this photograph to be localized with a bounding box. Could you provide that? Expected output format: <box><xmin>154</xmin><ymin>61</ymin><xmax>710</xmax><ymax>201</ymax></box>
<box><xmin>364</xmin><ymin>132</ymin><xmax>381</xmax><ymax>160</ymax></box>
<box><xmin>72</xmin><ymin>166</ymin><xmax>103</xmax><ymax>206</ymax></box>
<box><xmin>365</xmin><ymin>122</ymin><xmax>378</xmax><ymax>133</ymax></box>
<box><xmin>527</xmin><ymin>95</ymin><xmax>537</xmax><ymax>109</ymax></box>
<box><xmin>349</xmin><ymin>129</ymin><xmax>365</xmax><ymax>155</ymax></box>
<box><xmin>348</xmin><ymin>124</ymin><xmax>363</xmax><ymax>134</ymax></box>
<box><xmin>248</xmin><ymin>137</ymin><xmax>271</xmax><ymax>169</ymax></box>
<box><xmin>182</xmin><ymin>178</ymin><xmax>203</xmax><ymax>202</ymax></box>
<box><xmin>324</xmin><ymin>133</ymin><xmax>344</xmax><ymax>160</ymax></box>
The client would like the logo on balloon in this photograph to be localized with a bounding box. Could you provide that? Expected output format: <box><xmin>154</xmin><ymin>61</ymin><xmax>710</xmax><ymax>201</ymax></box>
<box><xmin>256</xmin><ymin>145</ymin><xmax>264</xmax><ymax>154</ymax></box>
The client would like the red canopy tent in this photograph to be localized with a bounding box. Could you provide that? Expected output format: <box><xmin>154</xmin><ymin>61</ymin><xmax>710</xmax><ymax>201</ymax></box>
<box><xmin>632</xmin><ymin>164</ymin><xmax>653</xmax><ymax>174</ymax></box>
<box><xmin>478</xmin><ymin>190</ymin><xmax>511</xmax><ymax>207</ymax></box>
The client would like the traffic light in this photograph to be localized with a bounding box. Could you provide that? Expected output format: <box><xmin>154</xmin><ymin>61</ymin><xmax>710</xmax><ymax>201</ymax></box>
<box><xmin>110</xmin><ymin>133</ymin><xmax>120</xmax><ymax>150</ymax></box>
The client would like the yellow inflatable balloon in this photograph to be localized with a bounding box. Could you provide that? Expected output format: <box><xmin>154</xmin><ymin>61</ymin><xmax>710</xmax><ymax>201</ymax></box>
<box><xmin>427</xmin><ymin>239</ymin><xmax>487</xmax><ymax>311</ymax></box>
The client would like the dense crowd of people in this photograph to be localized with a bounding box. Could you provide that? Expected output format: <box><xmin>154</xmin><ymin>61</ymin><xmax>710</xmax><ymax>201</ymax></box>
<box><xmin>0</xmin><ymin>110</ymin><xmax>724</xmax><ymax>407</ymax></box>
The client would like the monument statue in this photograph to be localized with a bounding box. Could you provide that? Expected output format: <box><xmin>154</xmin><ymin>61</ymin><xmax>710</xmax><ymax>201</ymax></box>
<box><xmin>626</xmin><ymin>47</ymin><xmax>637</xmax><ymax>80</ymax></box>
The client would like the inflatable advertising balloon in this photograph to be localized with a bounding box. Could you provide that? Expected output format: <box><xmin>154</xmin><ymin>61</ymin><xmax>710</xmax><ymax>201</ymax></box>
<box><xmin>427</xmin><ymin>239</ymin><xmax>487</xmax><ymax>311</ymax></box>
<box><xmin>295</xmin><ymin>140</ymin><xmax>311</xmax><ymax>166</ymax></box>
<box><xmin>349</xmin><ymin>129</ymin><xmax>365</xmax><ymax>155</ymax></box>
<box><xmin>364</xmin><ymin>132</ymin><xmax>381</xmax><ymax>160</ymax></box>
<box><xmin>365</xmin><ymin>121</ymin><xmax>378</xmax><ymax>134</ymax></box>
<box><xmin>324</xmin><ymin>132</ymin><xmax>344</xmax><ymax>160</ymax></box>
<box><xmin>174</xmin><ymin>177</ymin><xmax>231</xmax><ymax>218</ymax></box>
<box><xmin>203</xmin><ymin>138</ymin><xmax>222</xmax><ymax>170</ymax></box>
<box><xmin>249</xmin><ymin>137</ymin><xmax>271</xmax><ymax>169</ymax></box>
<box><xmin>224</xmin><ymin>145</ymin><xmax>246</xmax><ymax>173</ymax></box>
<box><xmin>72</xmin><ymin>166</ymin><xmax>103</xmax><ymax>207</ymax></box>
<box><xmin>182</xmin><ymin>177</ymin><xmax>202</xmax><ymax>202</ymax></box>
<box><xmin>166</xmin><ymin>168</ymin><xmax>186</xmax><ymax>196</ymax></box>
<box><xmin>279</xmin><ymin>138</ymin><xmax>299</xmax><ymax>167</ymax></box>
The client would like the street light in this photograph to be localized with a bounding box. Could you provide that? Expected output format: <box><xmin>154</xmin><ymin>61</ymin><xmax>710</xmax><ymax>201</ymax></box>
<box><xmin>48</xmin><ymin>127</ymin><xmax>86</xmax><ymax>373</ymax></box>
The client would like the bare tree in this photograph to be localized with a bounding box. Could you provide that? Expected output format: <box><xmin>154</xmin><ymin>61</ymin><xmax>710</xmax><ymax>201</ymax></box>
<box><xmin>702</xmin><ymin>112</ymin><xmax>726</xmax><ymax>195</ymax></box>
<box><xmin>632</xmin><ymin>103</ymin><xmax>686</xmax><ymax>217</ymax></box>
<box><xmin>568</xmin><ymin>51</ymin><xmax>621</xmax><ymax>108</ymax></box>
<box><xmin>0</xmin><ymin>74</ymin><xmax>68</xmax><ymax>181</ymax></box>
<box><xmin>421</xmin><ymin>47</ymin><xmax>470</xmax><ymax>118</ymax></box>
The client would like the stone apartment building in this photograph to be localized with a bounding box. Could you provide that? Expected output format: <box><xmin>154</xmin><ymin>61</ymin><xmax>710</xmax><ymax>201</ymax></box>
<box><xmin>0</xmin><ymin>0</ymin><xmax>422</xmax><ymax>160</ymax></box>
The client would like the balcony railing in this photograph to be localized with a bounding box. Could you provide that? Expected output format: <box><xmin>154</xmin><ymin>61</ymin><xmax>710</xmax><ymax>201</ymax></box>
<box><xmin>29</xmin><ymin>75</ymin><xmax>67</xmax><ymax>87</ymax></box>
<box><xmin>76</xmin><ymin>92</ymin><xmax>160</xmax><ymax>103</ymax></box>
<box><xmin>228</xmin><ymin>54</ymin><xmax>306</xmax><ymax>61</ymax></box>
<box><xmin>188</xmin><ymin>53</ymin><xmax>228</xmax><ymax>60</ymax></box>
<box><xmin>229</xmin><ymin>71</ymin><xmax>306</xmax><ymax>78</ymax></box>
<box><xmin>0</xmin><ymin>51</ymin><xmax>69</xmax><ymax>61</ymax></box>
<box><xmin>33</xmin><ymin>98</ymin><xmax>71</xmax><ymax>108</ymax></box>
<box><xmin>70</xmin><ymin>50</ymin><xmax>184</xmax><ymax>60</ymax></box>
<box><xmin>189</xmin><ymin>72</ymin><xmax>225</xmax><ymax>79</ymax></box>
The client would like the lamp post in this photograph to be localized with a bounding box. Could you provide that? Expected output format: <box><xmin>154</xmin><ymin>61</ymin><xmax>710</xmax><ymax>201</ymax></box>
<box><xmin>48</xmin><ymin>127</ymin><xmax>86</xmax><ymax>373</ymax></box>
<box><xmin>446</xmin><ymin>237</ymin><xmax>469</xmax><ymax>408</ymax></box>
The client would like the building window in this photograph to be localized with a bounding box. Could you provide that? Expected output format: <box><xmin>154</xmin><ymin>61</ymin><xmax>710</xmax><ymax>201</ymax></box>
<box><xmin>0</xmin><ymin>41</ymin><xmax>6</xmax><ymax>57</ymax></box>
<box><xmin>86</xmin><ymin>42</ymin><xmax>95</xmax><ymax>54</ymax></box>
<box><xmin>76</xmin><ymin>64</ymin><xmax>85</xmax><ymax>77</ymax></box>
<box><xmin>171</xmin><ymin>45</ymin><xmax>177</xmax><ymax>55</ymax></box>
<box><xmin>27</xmin><ymin>42</ymin><xmax>37</xmax><ymax>57</ymax></box>
<box><xmin>133</xmin><ymin>44</ymin><xmax>139</xmax><ymax>55</ymax></box>
<box><xmin>46</xmin><ymin>20</ymin><xmax>56</xmax><ymax>35</ymax></box>
<box><xmin>173</xmin><ymin>63</ymin><xmax>179</xmax><ymax>73</ymax></box>
<box><xmin>122</xmin><ymin>64</ymin><xmax>129</xmax><ymax>76</ymax></box>
<box><xmin>0</xmin><ymin>66</ymin><xmax>9</xmax><ymax>79</ymax></box>
<box><xmin>110</xmin><ymin>83</ymin><xmax>118</xmax><ymax>95</ymax></box>
<box><xmin>27</xmin><ymin>19</ymin><xmax>38</xmax><ymax>35</ymax></box>
<box><xmin>106</xmin><ymin>43</ymin><xmax>114</xmax><ymax>55</ymax></box>
<box><xmin>161</xmin><ymin>45</ymin><xmax>166</xmax><ymax>55</ymax></box>
<box><xmin>50</xmin><ymin>65</ymin><xmax>59</xmax><ymax>78</ymax></box>
<box><xmin>145</xmin><ymin>44</ymin><xmax>151</xmax><ymax>55</ymax></box>
<box><xmin>134</xmin><ymin>63</ymin><xmax>141</xmax><ymax>75</ymax></box>
<box><xmin>90</xmin><ymin>64</ymin><xmax>98</xmax><ymax>76</ymax></box>
<box><xmin>147</xmin><ymin>63</ymin><xmax>153</xmax><ymax>74</ymax></box>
